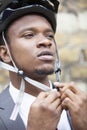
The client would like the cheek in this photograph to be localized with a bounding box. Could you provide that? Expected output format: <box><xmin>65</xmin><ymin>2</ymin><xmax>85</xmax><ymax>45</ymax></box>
<box><xmin>52</xmin><ymin>44</ymin><xmax>56</xmax><ymax>58</ymax></box>
<box><xmin>9</xmin><ymin>40</ymin><xmax>35</xmax><ymax>68</ymax></box>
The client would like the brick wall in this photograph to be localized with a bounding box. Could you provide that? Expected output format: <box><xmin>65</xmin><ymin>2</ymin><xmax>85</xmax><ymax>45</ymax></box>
<box><xmin>54</xmin><ymin>0</ymin><xmax>87</xmax><ymax>91</ymax></box>
<box><xmin>0</xmin><ymin>0</ymin><xmax>87</xmax><ymax>92</ymax></box>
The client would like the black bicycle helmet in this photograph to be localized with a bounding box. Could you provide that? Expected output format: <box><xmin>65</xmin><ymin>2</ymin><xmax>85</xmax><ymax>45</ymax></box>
<box><xmin>0</xmin><ymin>0</ymin><xmax>59</xmax><ymax>34</ymax></box>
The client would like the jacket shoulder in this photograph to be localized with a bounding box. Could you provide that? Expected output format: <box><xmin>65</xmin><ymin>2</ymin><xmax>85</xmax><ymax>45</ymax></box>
<box><xmin>0</xmin><ymin>86</ymin><xmax>26</xmax><ymax>130</ymax></box>
<box><xmin>0</xmin><ymin>87</ymin><xmax>10</xmax><ymax>130</ymax></box>
<box><xmin>0</xmin><ymin>118</ymin><xmax>7</xmax><ymax>130</ymax></box>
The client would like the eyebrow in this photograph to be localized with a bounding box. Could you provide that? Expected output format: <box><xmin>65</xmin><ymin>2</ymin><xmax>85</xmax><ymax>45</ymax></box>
<box><xmin>19</xmin><ymin>27</ymin><xmax>54</xmax><ymax>34</ymax></box>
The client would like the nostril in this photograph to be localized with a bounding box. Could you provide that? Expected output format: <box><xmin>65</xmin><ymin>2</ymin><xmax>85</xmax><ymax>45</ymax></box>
<box><xmin>37</xmin><ymin>40</ymin><xmax>52</xmax><ymax>48</ymax></box>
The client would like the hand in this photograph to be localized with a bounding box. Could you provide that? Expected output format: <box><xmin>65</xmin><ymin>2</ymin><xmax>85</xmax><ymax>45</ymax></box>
<box><xmin>59</xmin><ymin>82</ymin><xmax>87</xmax><ymax>130</ymax></box>
<box><xmin>27</xmin><ymin>90</ymin><xmax>62</xmax><ymax>130</ymax></box>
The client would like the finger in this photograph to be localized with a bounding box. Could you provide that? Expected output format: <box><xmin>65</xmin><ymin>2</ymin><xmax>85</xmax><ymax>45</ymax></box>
<box><xmin>61</xmin><ymin>89</ymin><xmax>77</xmax><ymax>102</ymax></box>
<box><xmin>56</xmin><ymin>104</ymin><xmax>62</xmax><ymax>116</ymax></box>
<box><xmin>53</xmin><ymin>82</ymin><xmax>65</xmax><ymax>91</ymax></box>
<box><xmin>50</xmin><ymin>97</ymin><xmax>61</xmax><ymax>109</ymax></box>
<box><xmin>37</xmin><ymin>91</ymin><xmax>49</xmax><ymax>99</ymax></box>
<box><xmin>61</xmin><ymin>97</ymin><xmax>75</xmax><ymax>111</ymax></box>
<box><xmin>31</xmin><ymin>92</ymin><xmax>50</xmax><ymax>108</ymax></box>
<box><xmin>60</xmin><ymin>82</ymin><xmax>79</xmax><ymax>95</ymax></box>
<box><xmin>45</xmin><ymin>91</ymin><xmax>61</xmax><ymax>104</ymax></box>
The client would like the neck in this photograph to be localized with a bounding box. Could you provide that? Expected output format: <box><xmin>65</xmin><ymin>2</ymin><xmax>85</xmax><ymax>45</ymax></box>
<box><xmin>9</xmin><ymin>72</ymin><xmax>50</xmax><ymax>97</ymax></box>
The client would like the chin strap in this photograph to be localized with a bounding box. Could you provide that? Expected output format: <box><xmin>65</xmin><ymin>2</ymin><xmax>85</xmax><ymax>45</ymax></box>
<box><xmin>0</xmin><ymin>61</ymin><xmax>52</xmax><ymax>92</ymax></box>
<box><xmin>55</xmin><ymin>40</ymin><xmax>61</xmax><ymax>82</ymax></box>
<box><xmin>10</xmin><ymin>78</ymin><xmax>25</xmax><ymax>120</ymax></box>
<box><xmin>0</xmin><ymin>61</ymin><xmax>53</xmax><ymax>121</ymax></box>
<box><xmin>0</xmin><ymin>60</ymin><xmax>53</xmax><ymax>120</ymax></box>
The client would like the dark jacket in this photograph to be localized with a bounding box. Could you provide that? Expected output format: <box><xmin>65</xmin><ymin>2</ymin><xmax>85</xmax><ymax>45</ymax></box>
<box><xmin>0</xmin><ymin>87</ymin><xmax>25</xmax><ymax>130</ymax></box>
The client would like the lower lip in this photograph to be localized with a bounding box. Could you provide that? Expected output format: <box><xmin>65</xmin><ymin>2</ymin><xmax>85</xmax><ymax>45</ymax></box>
<box><xmin>38</xmin><ymin>55</ymin><xmax>54</xmax><ymax>61</ymax></box>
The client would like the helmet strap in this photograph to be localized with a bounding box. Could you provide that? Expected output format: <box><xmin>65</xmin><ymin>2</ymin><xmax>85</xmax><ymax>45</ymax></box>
<box><xmin>55</xmin><ymin>40</ymin><xmax>61</xmax><ymax>82</ymax></box>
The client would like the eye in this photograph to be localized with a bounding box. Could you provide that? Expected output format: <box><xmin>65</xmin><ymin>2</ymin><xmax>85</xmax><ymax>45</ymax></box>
<box><xmin>23</xmin><ymin>32</ymin><xmax>34</xmax><ymax>39</ymax></box>
<box><xmin>46</xmin><ymin>33</ymin><xmax>54</xmax><ymax>40</ymax></box>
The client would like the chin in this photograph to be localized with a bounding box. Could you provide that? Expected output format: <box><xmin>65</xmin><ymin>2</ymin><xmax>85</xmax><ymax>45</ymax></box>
<box><xmin>35</xmin><ymin>68</ymin><xmax>54</xmax><ymax>76</ymax></box>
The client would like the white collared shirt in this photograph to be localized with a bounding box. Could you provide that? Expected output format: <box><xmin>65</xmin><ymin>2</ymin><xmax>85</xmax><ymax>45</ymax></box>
<box><xmin>9</xmin><ymin>82</ymin><xmax>71</xmax><ymax>130</ymax></box>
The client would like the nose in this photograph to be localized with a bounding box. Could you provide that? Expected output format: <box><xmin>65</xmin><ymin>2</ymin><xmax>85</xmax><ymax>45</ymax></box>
<box><xmin>36</xmin><ymin>34</ymin><xmax>52</xmax><ymax>48</ymax></box>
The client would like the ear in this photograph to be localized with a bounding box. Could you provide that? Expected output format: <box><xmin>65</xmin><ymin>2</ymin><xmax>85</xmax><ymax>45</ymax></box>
<box><xmin>0</xmin><ymin>45</ymin><xmax>11</xmax><ymax>63</ymax></box>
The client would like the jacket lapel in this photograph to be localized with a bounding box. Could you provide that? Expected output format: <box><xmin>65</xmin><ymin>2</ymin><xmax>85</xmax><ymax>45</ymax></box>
<box><xmin>0</xmin><ymin>86</ymin><xmax>25</xmax><ymax>130</ymax></box>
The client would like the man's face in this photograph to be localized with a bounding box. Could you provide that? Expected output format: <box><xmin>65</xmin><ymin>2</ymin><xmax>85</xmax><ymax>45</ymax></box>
<box><xmin>7</xmin><ymin>15</ymin><xmax>56</xmax><ymax>79</ymax></box>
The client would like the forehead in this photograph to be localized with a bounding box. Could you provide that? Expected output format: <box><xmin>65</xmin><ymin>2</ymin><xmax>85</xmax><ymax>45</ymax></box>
<box><xmin>7</xmin><ymin>14</ymin><xmax>53</xmax><ymax>34</ymax></box>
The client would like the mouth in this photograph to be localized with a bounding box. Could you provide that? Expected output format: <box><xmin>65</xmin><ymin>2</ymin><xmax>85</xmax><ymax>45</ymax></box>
<box><xmin>37</xmin><ymin>51</ymin><xmax>54</xmax><ymax>61</ymax></box>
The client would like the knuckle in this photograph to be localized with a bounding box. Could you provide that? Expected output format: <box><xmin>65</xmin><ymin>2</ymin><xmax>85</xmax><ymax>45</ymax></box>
<box><xmin>51</xmin><ymin>91</ymin><xmax>59</xmax><ymax>98</ymax></box>
<box><xmin>39</xmin><ymin>91</ymin><xmax>45</xmax><ymax>96</ymax></box>
<box><xmin>40</xmin><ymin>103</ymin><xmax>55</xmax><ymax>113</ymax></box>
<box><xmin>82</xmin><ymin>94</ymin><xmax>87</xmax><ymax>102</ymax></box>
<box><xmin>78</xmin><ymin>94</ymin><xmax>87</xmax><ymax>107</ymax></box>
<box><xmin>63</xmin><ymin>90</ymin><xmax>69</xmax><ymax>97</ymax></box>
<box><xmin>30</xmin><ymin>101</ymin><xmax>48</xmax><ymax>112</ymax></box>
<box><xmin>48</xmin><ymin>105</ymin><xmax>55</xmax><ymax>112</ymax></box>
<box><xmin>62</xmin><ymin>97</ymin><xmax>69</xmax><ymax>107</ymax></box>
<box><xmin>64</xmin><ymin>97</ymin><xmax>70</xmax><ymax>104</ymax></box>
<box><xmin>73</xmin><ymin>106</ymin><xmax>79</xmax><ymax>114</ymax></box>
<box><xmin>39</xmin><ymin>102</ymin><xmax>48</xmax><ymax>111</ymax></box>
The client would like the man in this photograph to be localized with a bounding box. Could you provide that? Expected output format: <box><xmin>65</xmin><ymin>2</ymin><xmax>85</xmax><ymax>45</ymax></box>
<box><xmin>0</xmin><ymin>0</ymin><xmax>87</xmax><ymax>130</ymax></box>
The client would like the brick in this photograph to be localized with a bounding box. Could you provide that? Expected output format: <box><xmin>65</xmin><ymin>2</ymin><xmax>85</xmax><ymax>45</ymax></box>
<box><xmin>84</xmin><ymin>49</ymin><xmax>87</xmax><ymax>61</ymax></box>
<box><xmin>55</xmin><ymin>32</ymin><xmax>68</xmax><ymax>47</ymax></box>
<box><xmin>70</xmin><ymin>32</ymin><xmax>87</xmax><ymax>46</ymax></box>
<box><xmin>49</xmin><ymin>73</ymin><xmax>56</xmax><ymax>82</ymax></box>
<box><xmin>57</xmin><ymin>13</ymin><xmax>78</xmax><ymax>33</ymax></box>
<box><xmin>59</xmin><ymin>48</ymin><xmax>80</xmax><ymax>63</ymax></box>
<box><xmin>71</xmin><ymin>66</ymin><xmax>87</xmax><ymax>79</ymax></box>
<box><xmin>75</xmin><ymin>82</ymin><xmax>87</xmax><ymax>92</ymax></box>
<box><xmin>78</xmin><ymin>12</ymin><xmax>87</xmax><ymax>30</ymax></box>
<box><xmin>0</xmin><ymin>76</ymin><xmax>4</xmax><ymax>82</ymax></box>
<box><xmin>77</xmin><ymin>1</ymin><xmax>87</xmax><ymax>10</ymax></box>
<box><xmin>61</xmin><ymin>0</ymin><xmax>87</xmax><ymax>11</ymax></box>
<box><xmin>0</xmin><ymin>70</ymin><xmax>9</xmax><ymax>92</ymax></box>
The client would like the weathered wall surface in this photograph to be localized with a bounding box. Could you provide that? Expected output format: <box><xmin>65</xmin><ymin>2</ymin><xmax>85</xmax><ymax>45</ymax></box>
<box><xmin>0</xmin><ymin>0</ymin><xmax>87</xmax><ymax>92</ymax></box>
<box><xmin>55</xmin><ymin>0</ymin><xmax>87</xmax><ymax>91</ymax></box>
